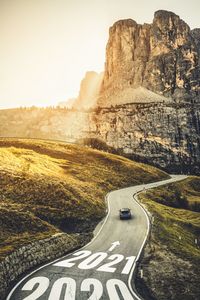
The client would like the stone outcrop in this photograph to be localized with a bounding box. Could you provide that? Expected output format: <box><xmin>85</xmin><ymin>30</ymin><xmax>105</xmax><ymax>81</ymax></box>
<box><xmin>1</xmin><ymin>100</ymin><xmax>200</xmax><ymax>174</ymax></box>
<box><xmin>1</xmin><ymin>10</ymin><xmax>200</xmax><ymax>174</ymax></box>
<box><xmin>87</xmin><ymin>102</ymin><xmax>200</xmax><ymax>173</ymax></box>
<box><xmin>98</xmin><ymin>10</ymin><xmax>200</xmax><ymax>106</ymax></box>
<box><xmin>191</xmin><ymin>28</ymin><xmax>200</xmax><ymax>63</ymax></box>
<box><xmin>85</xmin><ymin>10</ymin><xmax>200</xmax><ymax>174</ymax></box>
<box><xmin>73</xmin><ymin>71</ymin><xmax>103</xmax><ymax>109</ymax></box>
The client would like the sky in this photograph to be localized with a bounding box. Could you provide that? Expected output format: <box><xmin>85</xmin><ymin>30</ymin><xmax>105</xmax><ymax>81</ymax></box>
<box><xmin>0</xmin><ymin>0</ymin><xmax>200</xmax><ymax>109</ymax></box>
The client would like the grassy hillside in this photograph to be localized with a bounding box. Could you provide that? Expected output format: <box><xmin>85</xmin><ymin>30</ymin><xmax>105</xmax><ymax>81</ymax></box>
<box><xmin>0</xmin><ymin>138</ymin><xmax>168</xmax><ymax>260</ymax></box>
<box><xmin>136</xmin><ymin>177</ymin><xmax>200</xmax><ymax>300</ymax></box>
<box><xmin>141</xmin><ymin>176</ymin><xmax>200</xmax><ymax>211</ymax></box>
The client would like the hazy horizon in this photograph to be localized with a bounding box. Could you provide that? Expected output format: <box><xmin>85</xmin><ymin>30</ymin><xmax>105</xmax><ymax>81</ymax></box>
<box><xmin>1</xmin><ymin>0</ymin><xmax>200</xmax><ymax>109</ymax></box>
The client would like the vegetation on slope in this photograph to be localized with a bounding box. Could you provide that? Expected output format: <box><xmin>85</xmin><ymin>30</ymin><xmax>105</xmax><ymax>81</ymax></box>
<box><xmin>142</xmin><ymin>176</ymin><xmax>200</xmax><ymax>212</ymax></box>
<box><xmin>0</xmin><ymin>138</ymin><xmax>168</xmax><ymax>260</ymax></box>
<box><xmin>136</xmin><ymin>177</ymin><xmax>200</xmax><ymax>300</ymax></box>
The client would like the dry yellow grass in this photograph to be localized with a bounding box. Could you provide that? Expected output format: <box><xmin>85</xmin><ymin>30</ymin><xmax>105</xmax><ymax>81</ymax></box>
<box><xmin>0</xmin><ymin>138</ymin><xmax>168</xmax><ymax>259</ymax></box>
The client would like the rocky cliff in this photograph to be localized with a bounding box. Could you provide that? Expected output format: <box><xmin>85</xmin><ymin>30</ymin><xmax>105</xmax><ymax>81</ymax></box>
<box><xmin>98</xmin><ymin>10</ymin><xmax>200</xmax><ymax>106</ymax></box>
<box><xmin>191</xmin><ymin>28</ymin><xmax>200</xmax><ymax>63</ymax></box>
<box><xmin>86</xmin><ymin>102</ymin><xmax>200</xmax><ymax>173</ymax></box>
<box><xmin>57</xmin><ymin>71</ymin><xmax>103</xmax><ymax>110</ymax></box>
<box><xmin>1</xmin><ymin>100</ymin><xmax>200</xmax><ymax>173</ymax></box>
<box><xmin>73</xmin><ymin>71</ymin><xmax>103</xmax><ymax>109</ymax></box>
<box><xmin>83</xmin><ymin>10</ymin><xmax>200</xmax><ymax>174</ymax></box>
<box><xmin>1</xmin><ymin>10</ymin><xmax>200</xmax><ymax>174</ymax></box>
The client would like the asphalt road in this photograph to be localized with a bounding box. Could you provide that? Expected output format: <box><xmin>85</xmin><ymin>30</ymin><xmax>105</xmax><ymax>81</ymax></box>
<box><xmin>7</xmin><ymin>175</ymin><xmax>187</xmax><ymax>300</ymax></box>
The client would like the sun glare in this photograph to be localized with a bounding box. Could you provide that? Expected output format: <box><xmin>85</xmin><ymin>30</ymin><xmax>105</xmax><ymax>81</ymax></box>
<box><xmin>0</xmin><ymin>0</ymin><xmax>199</xmax><ymax>108</ymax></box>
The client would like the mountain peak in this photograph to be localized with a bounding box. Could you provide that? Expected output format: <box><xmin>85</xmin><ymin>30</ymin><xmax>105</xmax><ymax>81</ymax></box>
<box><xmin>154</xmin><ymin>9</ymin><xmax>179</xmax><ymax>19</ymax></box>
<box><xmin>98</xmin><ymin>10</ymin><xmax>200</xmax><ymax>107</ymax></box>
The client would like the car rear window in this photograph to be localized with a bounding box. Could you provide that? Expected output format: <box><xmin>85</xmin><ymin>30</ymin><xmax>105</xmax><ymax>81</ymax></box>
<box><xmin>121</xmin><ymin>209</ymin><xmax>130</xmax><ymax>213</ymax></box>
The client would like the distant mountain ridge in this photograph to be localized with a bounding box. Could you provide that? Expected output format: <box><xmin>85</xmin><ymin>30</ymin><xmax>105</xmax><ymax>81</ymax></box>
<box><xmin>73</xmin><ymin>71</ymin><xmax>103</xmax><ymax>109</ymax></box>
<box><xmin>58</xmin><ymin>71</ymin><xmax>103</xmax><ymax>110</ymax></box>
<box><xmin>58</xmin><ymin>98</ymin><xmax>76</xmax><ymax>109</ymax></box>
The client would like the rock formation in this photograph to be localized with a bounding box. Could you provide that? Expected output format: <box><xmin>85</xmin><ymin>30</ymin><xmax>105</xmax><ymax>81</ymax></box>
<box><xmin>57</xmin><ymin>71</ymin><xmax>103</xmax><ymax>110</ymax></box>
<box><xmin>1</xmin><ymin>10</ymin><xmax>200</xmax><ymax>174</ymax></box>
<box><xmin>87</xmin><ymin>102</ymin><xmax>200</xmax><ymax>173</ymax></box>
<box><xmin>191</xmin><ymin>28</ymin><xmax>200</xmax><ymax>63</ymax></box>
<box><xmin>73</xmin><ymin>71</ymin><xmax>103</xmax><ymax>109</ymax></box>
<box><xmin>57</xmin><ymin>72</ymin><xmax>103</xmax><ymax>110</ymax></box>
<box><xmin>98</xmin><ymin>10</ymin><xmax>200</xmax><ymax>106</ymax></box>
<box><xmin>88</xmin><ymin>10</ymin><xmax>200</xmax><ymax>173</ymax></box>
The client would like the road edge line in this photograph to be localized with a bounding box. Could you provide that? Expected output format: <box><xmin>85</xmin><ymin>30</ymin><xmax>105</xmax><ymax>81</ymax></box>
<box><xmin>6</xmin><ymin>193</ymin><xmax>112</xmax><ymax>300</ymax></box>
<box><xmin>6</xmin><ymin>175</ymin><xmax>187</xmax><ymax>299</ymax></box>
<box><xmin>128</xmin><ymin>189</ymin><xmax>150</xmax><ymax>300</ymax></box>
<box><xmin>128</xmin><ymin>175</ymin><xmax>188</xmax><ymax>300</ymax></box>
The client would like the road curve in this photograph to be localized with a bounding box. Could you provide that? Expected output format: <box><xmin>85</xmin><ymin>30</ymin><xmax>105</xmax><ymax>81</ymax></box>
<box><xmin>7</xmin><ymin>175</ymin><xmax>187</xmax><ymax>300</ymax></box>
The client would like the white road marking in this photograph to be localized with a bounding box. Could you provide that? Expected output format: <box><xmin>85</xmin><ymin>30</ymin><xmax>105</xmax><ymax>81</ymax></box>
<box><xmin>107</xmin><ymin>279</ymin><xmax>134</xmax><ymax>300</ymax></box>
<box><xmin>48</xmin><ymin>277</ymin><xmax>76</xmax><ymax>300</ymax></box>
<box><xmin>78</xmin><ymin>252</ymin><xmax>108</xmax><ymax>270</ymax></box>
<box><xmin>53</xmin><ymin>250</ymin><xmax>91</xmax><ymax>268</ymax></box>
<box><xmin>108</xmin><ymin>241</ymin><xmax>120</xmax><ymax>252</ymax></box>
<box><xmin>121</xmin><ymin>256</ymin><xmax>136</xmax><ymax>275</ymax></box>
<box><xmin>6</xmin><ymin>194</ymin><xmax>111</xmax><ymax>300</ymax></box>
<box><xmin>97</xmin><ymin>254</ymin><xmax>124</xmax><ymax>273</ymax></box>
<box><xmin>21</xmin><ymin>277</ymin><xmax>49</xmax><ymax>300</ymax></box>
<box><xmin>80</xmin><ymin>278</ymin><xmax>103</xmax><ymax>300</ymax></box>
<box><xmin>54</xmin><ymin>250</ymin><xmax>133</xmax><ymax>274</ymax></box>
<box><xmin>127</xmin><ymin>175</ymin><xmax>187</xmax><ymax>300</ymax></box>
<box><xmin>6</xmin><ymin>175</ymin><xmax>187</xmax><ymax>300</ymax></box>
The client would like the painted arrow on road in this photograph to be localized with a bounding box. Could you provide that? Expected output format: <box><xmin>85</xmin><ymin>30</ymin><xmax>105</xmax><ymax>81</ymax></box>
<box><xmin>108</xmin><ymin>241</ymin><xmax>120</xmax><ymax>252</ymax></box>
<box><xmin>6</xmin><ymin>175</ymin><xmax>187</xmax><ymax>300</ymax></box>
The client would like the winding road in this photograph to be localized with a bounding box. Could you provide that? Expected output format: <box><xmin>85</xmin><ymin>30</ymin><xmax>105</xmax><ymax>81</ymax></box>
<box><xmin>7</xmin><ymin>175</ymin><xmax>187</xmax><ymax>300</ymax></box>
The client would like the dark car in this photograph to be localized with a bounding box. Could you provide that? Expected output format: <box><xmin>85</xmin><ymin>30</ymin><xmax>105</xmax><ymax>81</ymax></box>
<box><xmin>119</xmin><ymin>208</ymin><xmax>132</xmax><ymax>220</ymax></box>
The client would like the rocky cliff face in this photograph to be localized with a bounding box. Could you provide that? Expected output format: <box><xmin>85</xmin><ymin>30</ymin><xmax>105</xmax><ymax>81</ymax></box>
<box><xmin>83</xmin><ymin>10</ymin><xmax>200</xmax><ymax>174</ymax></box>
<box><xmin>191</xmin><ymin>28</ymin><xmax>200</xmax><ymax>63</ymax></box>
<box><xmin>1</xmin><ymin>10</ymin><xmax>200</xmax><ymax>174</ymax></box>
<box><xmin>98</xmin><ymin>10</ymin><xmax>200</xmax><ymax>106</ymax></box>
<box><xmin>1</xmin><ymin>103</ymin><xmax>200</xmax><ymax>174</ymax></box>
<box><xmin>86</xmin><ymin>102</ymin><xmax>200</xmax><ymax>173</ymax></box>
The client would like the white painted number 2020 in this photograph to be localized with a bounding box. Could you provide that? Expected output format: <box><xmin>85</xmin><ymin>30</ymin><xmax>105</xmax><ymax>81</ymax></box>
<box><xmin>81</xmin><ymin>278</ymin><xmax>103</xmax><ymax>300</ymax></box>
<box><xmin>21</xmin><ymin>277</ymin><xmax>49</xmax><ymax>300</ymax></box>
<box><xmin>21</xmin><ymin>276</ymin><xmax>135</xmax><ymax>300</ymax></box>
<box><xmin>49</xmin><ymin>278</ymin><xmax>76</xmax><ymax>300</ymax></box>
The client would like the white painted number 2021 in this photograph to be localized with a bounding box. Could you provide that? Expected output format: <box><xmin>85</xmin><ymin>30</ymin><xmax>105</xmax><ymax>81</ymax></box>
<box><xmin>54</xmin><ymin>250</ymin><xmax>136</xmax><ymax>274</ymax></box>
<box><xmin>21</xmin><ymin>276</ymin><xmax>135</xmax><ymax>300</ymax></box>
